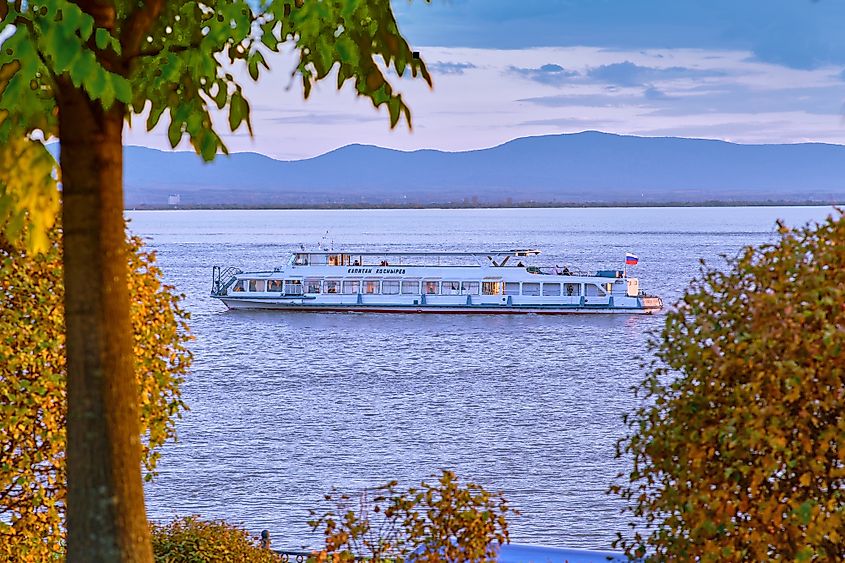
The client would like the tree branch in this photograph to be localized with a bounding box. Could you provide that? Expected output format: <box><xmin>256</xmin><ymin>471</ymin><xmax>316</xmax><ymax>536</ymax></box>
<box><xmin>131</xmin><ymin>41</ymin><xmax>201</xmax><ymax>60</ymax></box>
<box><xmin>120</xmin><ymin>0</ymin><xmax>164</xmax><ymax>61</ymax></box>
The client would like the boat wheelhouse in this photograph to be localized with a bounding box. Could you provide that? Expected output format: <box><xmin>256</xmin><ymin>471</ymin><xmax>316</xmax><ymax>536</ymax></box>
<box><xmin>210</xmin><ymin>249</ymin><xmax>663</xmax><ymax>314</ymax></box>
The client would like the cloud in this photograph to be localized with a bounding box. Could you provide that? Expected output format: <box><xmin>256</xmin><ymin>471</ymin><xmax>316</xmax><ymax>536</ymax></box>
<box><xmin>643</xmin><ymin>84</ymin><xmax>845</xmax><ymax>117</ymax></box>
<box><xmin>394</xmin><ymin>0</ymin><xmax>845</xmax><ymax>69</ymax></box>
<box><xmin>263</xmin><ymin>112</ymin><xmax>384</xmax><ymax>125</ymax></box>
<box><xmin>643</xmin><ymin>87</ymin><xmax>669</xmax><ymax>100</ymax></box>
<box><xmin>518</xmin><ymin>117</ymin><xmax>620</xmax><ymax>129</ymax></box>
<box><xmin>508</xmin><ymin>60</ymin><xmax>726</xmax><ymax>89</ymax></box>
<box><xmin>635</xmin><ymin>120</ymin><xmax>796</xmax><ymax>141</ymax></box>
<box><xmin>508</xmin><ymin>63</ymin><xmax>580</xmax><ymax>85</ymax></box>
<box><xmin>586</xmin><ymin>61</ymin><xmax>725</xmax><ymax>86</ymax></box>
<box><xmin>519</xmin><ymin>81</ymin><xmax>845</xmax><ymax>120</ymax></box>
<box><xmin>517</xmin><ymin>92</ymin><xmax>642</xmax><ymax>108</ymax></box>
<box><xmin>427</xmin><ymin>61</ymin><xmax>477</xmax><ymax>75</ymax></box>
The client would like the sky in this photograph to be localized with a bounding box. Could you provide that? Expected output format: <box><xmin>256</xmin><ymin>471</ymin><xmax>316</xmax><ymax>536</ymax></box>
<box><xmin>124</xmin><ymin>0</ymin><xmax>845</xmax><ymax>159</ymax></box>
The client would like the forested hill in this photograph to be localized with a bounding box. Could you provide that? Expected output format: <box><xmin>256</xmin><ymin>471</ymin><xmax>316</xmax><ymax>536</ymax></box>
<box><xmin>74</xmin><ymin>131</ymin><xmax>845</xmax><ymax>206</ymax></box>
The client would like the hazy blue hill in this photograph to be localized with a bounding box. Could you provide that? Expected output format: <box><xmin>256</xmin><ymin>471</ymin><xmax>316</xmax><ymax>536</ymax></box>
<box><xmin>63</xmin><ymin>131</ymin><xmax>845</xmax><ymax>206</ymax></box>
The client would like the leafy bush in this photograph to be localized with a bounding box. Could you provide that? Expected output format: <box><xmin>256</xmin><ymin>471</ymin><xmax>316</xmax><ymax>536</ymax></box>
<box><xmin>151</xmin><ymin>516</ymin><xmax>280</xmax><ymax>563</ymax></box>
<box><xmin>0</xmin><ymin>230</ymin><xmax>191</xmax><ymax>561</ymax></box>
<box><xmin>309</xmin><ymin>470</ymin><xmax>514</xmax><ymax>562</ymax></box>
<box><xmin>613</xmin><ymin>212</ymin><xmax>845</xmax><ymax>560</ymax></box>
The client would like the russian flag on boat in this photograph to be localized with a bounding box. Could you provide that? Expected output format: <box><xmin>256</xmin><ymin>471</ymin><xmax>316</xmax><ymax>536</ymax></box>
<box><xmin>625</xmin><ymin>253</ymin><xmax>639</xmax><ymax>265</ymax></box>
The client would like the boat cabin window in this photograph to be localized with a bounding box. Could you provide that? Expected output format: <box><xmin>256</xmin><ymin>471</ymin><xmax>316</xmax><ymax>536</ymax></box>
<box><xmin>343</xmin><ymin>280</ymin><xmax>359</xmax><ymax>294</ymax></box>
<box><xmin>504</xmin><ymin>282</ymin><xmax>520</xmax><ymax>296</ymax></box>
<box><xmin>306</xmin><ymin>279</ymin><xmax>322</xmax><ymax>293</ymax></box>
<box><xmin>442</xmin><ymin>281</ymin><xmax>460</xmax><ymax>295</ymax></box>
<box><xmin>363</xmin><ymin>280</ymin><xmax>380</xmax><ymax>294</ymax></box>
<box><xmin>542</xmin><ymin>283</ymin><xmax>561</xmax><ymax>296</ymax></box>
<box><xmin>267</xmin><ymin>280</ymin><xmax>282</xmax><ymax>292</ymax></box>
<box><xmin>521</xmin><ymin>282</ymin><xmax>540</xmax><ymax>296</ymax></box>
<box><xmin>401</xmin><ymin>281</ymin><xmax>419</xmax><ymax>294</ymax></box>
<box><xmin>382</xmin><ymin>280</ymin><xmax>400</xmax><ymax>295</ymax></box>
<box><xmin>324</xmin><ymin>280</ymin><xmax>340</xmax><ymax>293</ymax></box>
<box><xmin>585</xmin><ymin>283</ymin><xmax>606</xmax><ymax>296</ymax></box>
<box><xmin>293</xmin><ymin>254</ymin><xmax>309</xmax><ymax>266</ymax></box>
<box><xmin>564</xmin><ymin>283</ymin><xmax>580</xmax><ymax>296</ymax></box>
<box><xmin>462</xmin><ymin>281</ymin><xmax>480</xmax><ymax>295</ymax></box>
<box><xmin>248</xmin><ymin>279</ymin><xmax>265</xmax><ymax>292</ymax></box>
<box><xmin>424</xmin><ymin>281</ymin><xmax>439</xmax><ymax>295</ymax></box>
<box><xmin>232</xmin><ymin>280</ymin><xmax>245</xmax><ymax>292</ymax></box>
<box><xmin>310</xmin><ymin>255</ymin><xmax>328</xmax><ymax>265</ymax></box>
<box><xmin>482</xmin><ymin>282</ymin><xmax>503</xmax><ymax>295</ymax></box>
<box><xmin>327</xmin><ymin>254</ymin><xmax>350</xmax><ymax>266</ymax></box>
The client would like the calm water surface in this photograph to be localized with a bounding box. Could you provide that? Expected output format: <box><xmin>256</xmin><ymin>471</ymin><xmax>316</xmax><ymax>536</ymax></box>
<box><xmin>128</xmin><ymin>206</ymin><xmax>834</xmax><ymax>550</ymax></box>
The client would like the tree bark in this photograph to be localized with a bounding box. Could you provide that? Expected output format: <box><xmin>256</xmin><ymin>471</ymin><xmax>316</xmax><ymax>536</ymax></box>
<box><xmin>57</xmin><ymin>80</ymin><xmax>153</xmax><ymax>562</ymax></box>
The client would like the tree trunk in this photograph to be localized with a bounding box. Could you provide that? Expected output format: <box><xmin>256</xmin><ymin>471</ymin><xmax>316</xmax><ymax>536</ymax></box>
<box><xmin>58</xmin><ymin>79</ymin><xmax>153</xmax><ymax>562</ymax></box>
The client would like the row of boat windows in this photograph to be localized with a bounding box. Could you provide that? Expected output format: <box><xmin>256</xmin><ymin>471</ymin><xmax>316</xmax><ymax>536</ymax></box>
<box><xmin>233</xmin><ymin>279</ymin><xmax>605</xmax><ymax>297</ymax></box>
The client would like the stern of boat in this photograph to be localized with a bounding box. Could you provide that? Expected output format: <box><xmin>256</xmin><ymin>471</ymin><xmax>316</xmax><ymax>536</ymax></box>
<box><xmin>211</xmin><ymin>266</ymin><xmax>242</xmax><ymax>298</ymax></box>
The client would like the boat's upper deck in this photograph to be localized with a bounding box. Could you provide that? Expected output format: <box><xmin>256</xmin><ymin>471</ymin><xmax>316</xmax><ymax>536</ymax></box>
<box><xmin>288</xmin><ymin>249</ymin><xmax>542</xmax><ymax>268</ymax></box>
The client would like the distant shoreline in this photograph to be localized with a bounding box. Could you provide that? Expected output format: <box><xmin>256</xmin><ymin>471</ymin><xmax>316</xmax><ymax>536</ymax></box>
<box><xmin>125</xmin><ymin>200</ymin><xmax>843</xmax><ymax>211</ymax></box>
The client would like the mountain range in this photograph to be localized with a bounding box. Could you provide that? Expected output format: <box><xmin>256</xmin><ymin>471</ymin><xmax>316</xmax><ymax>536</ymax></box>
<box><xmin>83</xmin><ymin>131</ymin><xmax>845</xmax><ymax>207</ymax></box>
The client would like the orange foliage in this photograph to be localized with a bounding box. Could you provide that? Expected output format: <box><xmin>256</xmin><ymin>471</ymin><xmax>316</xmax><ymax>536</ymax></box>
<box><xmin>0</xmin><ymin>229</ymin><xmax>190</xmax><ymax>561</ymax></box>
<box><xmin>613</xmin><ymin>212</ymin><xmax>845</xmax><ymax>561</ymax></box>
<box><xmin>309</xmin><ymin>470</ymin><xmax>514</xmax><ymax>562</ymax></box>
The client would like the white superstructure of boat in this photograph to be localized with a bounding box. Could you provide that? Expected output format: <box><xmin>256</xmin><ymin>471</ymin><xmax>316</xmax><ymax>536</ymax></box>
<box><xmin>210</xmin><ymin>249</ymin><xmax>663</xmax><ymax>314</ymax></box>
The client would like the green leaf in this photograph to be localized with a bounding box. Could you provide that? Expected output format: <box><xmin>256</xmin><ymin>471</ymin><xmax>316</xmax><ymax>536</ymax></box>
<box><xmin>213</xmin><ymin>81</ymin><xmax>228</xmax><ymax>110</ymax></box>
<box><xmin>167</xmin><ymin>117</ymin><xmax>182</xmax><ymax>148</ymax></box>
<box><xmin>335</xmin><ymin>36</ymin><xmax>358</xmax><ymax>66</ymax></box>
<box><xmin>248</xmin><ymin>58</ymin><xmax>260</xmax><ymax>81</ymax></box>
<box><xmin>146</xmin><ymin>102</ymin><xmax>167</xmax><ymax>131</ymax></box>
<box><xmin>113</xmin><ymin>75</ymin><xmax>132</xmax><ymax>104</ymax></box>
<box><xmin>68</xmin><ymin>49</ymin><xmax>98</xmax><ymax>88</ymax></box>
<box><xmin>41</xmin><ymin>22</ymin><xmax>79</xmax><ymax>73</ymax></box>
<box><xmin>387</xmin><ymin>98</ymin><xmax>400</xmax><ymax>127</ymax></box>
<box><xmin>260</xmin><ymin>20</ymin><xmax>280</xmax><ymax>52</ymax></box>
<box><xmin>95</xmin><ymin>28</ymin><xmax>109</xmax><ymax>51</ymax></box>
<box><xmin>228</xmin><ymin>91</ymin><xmax>244</xmax><ymax>131</ymax></box>
<box><xmin>97</xmin><ymin>73</ymin><xmax>116</xmax><ymax>109</ymax></box>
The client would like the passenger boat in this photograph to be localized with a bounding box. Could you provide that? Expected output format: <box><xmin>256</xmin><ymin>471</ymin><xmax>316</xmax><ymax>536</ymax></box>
<box><xmin>210</xmin><ymin>249</ymin><xmax>663</xmax><ymax>314</ymax></box>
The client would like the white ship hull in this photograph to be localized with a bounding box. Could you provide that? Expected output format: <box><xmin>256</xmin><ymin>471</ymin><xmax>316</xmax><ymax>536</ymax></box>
<box><xmin>220</xmin><ymin>301</ymin><xmax>659</xmax><ymax>314</ymax></box>
<box><xmin>218</xmin><ymin>296</ymin><xmax>662</xmax><ymax>314</ymax></box>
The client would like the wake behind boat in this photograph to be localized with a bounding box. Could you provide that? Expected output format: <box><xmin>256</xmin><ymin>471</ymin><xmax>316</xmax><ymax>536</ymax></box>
<box><xmin>210</xmin><ymin>249</ymin><xmax>662</xmax><ymax>314</ymax></box>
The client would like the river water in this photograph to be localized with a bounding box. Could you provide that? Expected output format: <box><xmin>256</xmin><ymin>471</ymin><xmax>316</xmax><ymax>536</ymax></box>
<box><xmin>128</xmin><ymin>206</ymin><xmax>834</xmax><ymax>551</ymax></box>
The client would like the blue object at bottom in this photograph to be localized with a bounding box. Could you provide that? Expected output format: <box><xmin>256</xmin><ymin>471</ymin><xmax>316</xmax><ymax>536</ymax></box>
<box><xmin>494</xmin><ymin>543</ymin><xmax>629</xmax><ymax>562</ymax></box>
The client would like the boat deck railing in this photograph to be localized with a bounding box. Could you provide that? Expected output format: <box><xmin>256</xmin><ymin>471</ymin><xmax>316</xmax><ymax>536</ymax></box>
<box><xmin>261</xmin><ymin>265</ymin><xmax>612</xmax><ymax>277</ymax></box>
<box><xmin>284</xmin><ymin>283</ymin><xmax>303</xmax><ymax>295</ymax></box>
<box><xmin>272</xmin><ymin>549</ymin><xmax>386</xmax><ymax>562</ymax></box>
<box><xmin>211</xmin><ymin>265</ymin><xmax>243</xmax><ymax>296</ymax></box>
<box><xmin>273</xmin><ymin>549</ymin><xmax>316</xmax><ymax>562</ymax></box>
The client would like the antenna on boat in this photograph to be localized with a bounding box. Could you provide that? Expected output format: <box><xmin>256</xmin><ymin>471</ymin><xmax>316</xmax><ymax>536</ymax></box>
<box><xmin>319</xmin><ymin>230</ymin><xmax>331</xmax><ymax>251</ymax></box>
